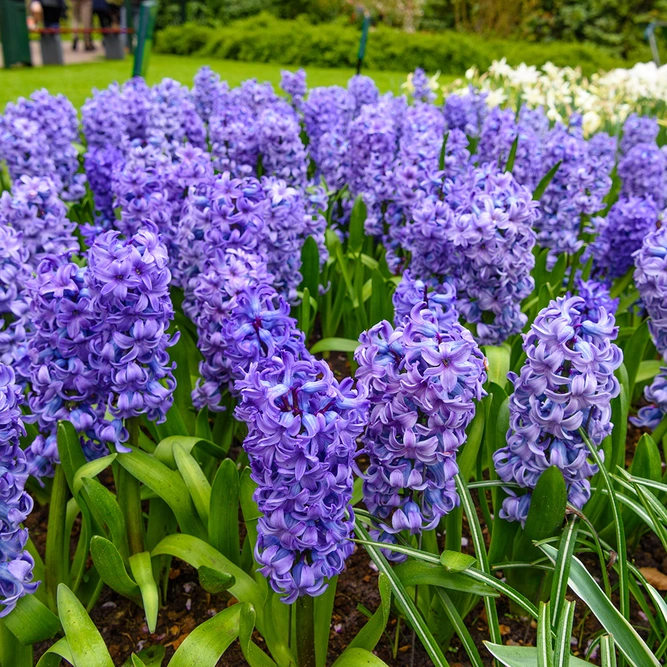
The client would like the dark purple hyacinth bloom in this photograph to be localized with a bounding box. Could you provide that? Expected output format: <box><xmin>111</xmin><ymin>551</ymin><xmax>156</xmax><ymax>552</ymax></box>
<box><xmin>618</xmin><ymin>142</ymin><xmax>667</xmax><ymax>208</ymax></box>
<box><xmin>0</xmin><ymin>364</ymin><xmax>38</xmax><ymax>616</ymax></box>
<box><xmin>620</xmin><ymin>113</ymin><xmax>659</xmax><ymax>155</ymax></box>
<box><xmin>86</xmin><ymin>221</ymin><xmax>177</xmax><ymax>448</ymax></box>
<box><xmin>443</xmin><ymin>87</ymin><xmax>488</xmax><ymax>137</ymax></box>
<box><xmin>588</xmin><ymin>131</ymin><xmax>617</xmax><ymax>174</ymax></box>
<box><xmin>235</xmin><ymin>348</ymin><xmax>368</xmax><ymax>603</ymax></box>
<box><xmin>348</xmin><ymin>74</ymin><xmax>379</xmax><ymax>114</ymax></box>
<box><xmin>355</xmin><ymin>305</ymin><xmax>486</xmax><ymax>557</ymax></box>
<box><xmin>590</xmin><ymin>196</ymin><xmax>659</xmax><ymax>280</ymax></box>
<box><xmin>633</xmin><ymin>226</ymin><xmax>667</xmax><ymax>428</ymax></box>
<box><xmin>280</xmin><ymin>69</ymin><xmax>307</xmax><ymax>110</ymax></box>
<box><xmin>493</xmin><ymin>296</ymin><xmax>622</xmax><ymax>524</ymax></box>
<box><xmin>574</xmin><ymin>276</ymin><xmax>619</xmax><ymax>322</ymax></box>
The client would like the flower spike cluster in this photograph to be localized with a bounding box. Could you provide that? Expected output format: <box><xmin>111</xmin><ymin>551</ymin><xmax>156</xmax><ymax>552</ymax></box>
<box><xmin>355</xmin><ymin>306</ymin><xmax>486</xmax><ymax>556</ymax></box>
<box><xmin>0</xmin><ymin>364</ymin><xmax>38</xmax><ymax>616</ymax></box>
<box><xmin>494</xmin><ymin>296</ymin><xmax>622</xmax><ymax>524</ymax></box>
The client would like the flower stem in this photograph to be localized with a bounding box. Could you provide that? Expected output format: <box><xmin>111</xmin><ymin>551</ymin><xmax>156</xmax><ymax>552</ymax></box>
<box><xmin>120</xmin><ymin>417</ymin><xmax>144</xmax><ymax>555</ymax></box>
<box><xmin>296</xmin><ymin>594</ymin><xmax>316</xmax><ymax>667</ymax></box>
<box><xmin>45</xmin><ymin>464</ymin><xmax>69</xmax><ymax>613</ymax></box>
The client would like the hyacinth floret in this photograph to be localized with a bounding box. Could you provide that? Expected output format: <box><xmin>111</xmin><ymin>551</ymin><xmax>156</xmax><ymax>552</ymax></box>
<box><xmin>620</xmin><ymin>113</ymin><xmax>659</xmax><ymax>155</ymax></box>
<box><xmin>393</xmin><ymin>271</ymin><xmax>458</xmax><ymax>330</ymax></box>
<box><xmin>355</xmin><ymin>306</ymin><xmax>486</xmax><ymax>557</ymax></box>
<box><xmin>280</xmin><ymin>69</ymin><xmax>307</xmax><ymax>110</ymax></box>
<box><xmin>618</xmin><ymin>142</ymin><xmax>667</xmax><ymax>208</ymax></box>
<box><xmin>82</xmin><ymin>84</ymin><xmax>125</xmax><ymax>149</ymax></box>
<box><xmin>348</xmin><ymin>74</ymin><xmax>379</xmax><ymax>114</ymax></box>
<box><xmin>235</xmin><ymin>347</ymin><xmax>368</xmax><ymax>603</ymax></box>
<box><xmin>86</xmin><ymin>221</ymin><xmax>177</xmax><ymax>447</ymax></box>
<box><xmin>193</xmin><ymin>66</ymin><xmax>224</xmax><ymax>124</ymax></box>
<box><xmin>0</xmin><ymin>364</ymin><xmax>38</xmax><ymax>616</ymax></box>
<box><xmin>493</xmin><ymin>296</ymin><xmax>622</xmax><ymax>524</ymax></box>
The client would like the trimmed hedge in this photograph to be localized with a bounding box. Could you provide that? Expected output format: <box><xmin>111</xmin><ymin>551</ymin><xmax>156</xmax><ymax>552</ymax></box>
<box><xmin>154</xmin><ymin>13</ymin><xmax>649</xmax><ymax>77</ymax></box>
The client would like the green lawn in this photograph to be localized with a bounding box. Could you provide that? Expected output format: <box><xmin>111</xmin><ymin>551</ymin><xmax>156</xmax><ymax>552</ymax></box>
<box><xmin>0</xmin><ymin>54</ymin><xmax>447</xmax><ymax>109</ymax></box>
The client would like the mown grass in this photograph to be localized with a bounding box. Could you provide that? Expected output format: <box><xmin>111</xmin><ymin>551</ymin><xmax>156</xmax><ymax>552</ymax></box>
<box><xmin>0</xmin><ymin>53</ymin><xmax>450</xmax><ymax>109</ymax></box>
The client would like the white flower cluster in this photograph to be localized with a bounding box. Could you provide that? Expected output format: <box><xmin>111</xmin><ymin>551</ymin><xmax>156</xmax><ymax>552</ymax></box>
<box><xmin>442</xmin><ymin>58</ymin><xmax>667</xmax><ymax>136</ymax></box>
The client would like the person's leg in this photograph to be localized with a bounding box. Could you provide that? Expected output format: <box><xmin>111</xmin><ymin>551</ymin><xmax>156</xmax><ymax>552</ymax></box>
<box><xmin>42</xmin><ymin>5</ymin><xmax>60</xmax><ymax>27</ymax></box>
<box><xmin>82</xmin><ymin>0</ymin><xmax>93</xmax><ymax>48</ymax></box>
<box><xmin>71</xmin><ymin>0</ymin><xmax>81</xmax><ymax>49</ymax></box>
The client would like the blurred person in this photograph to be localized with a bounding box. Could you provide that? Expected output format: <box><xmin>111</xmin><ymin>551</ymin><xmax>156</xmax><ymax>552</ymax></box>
<box><xmin>72</xmin><ymin>0</ymin><xmax>94</xmax><ymax>51</ymax></box>
<box><xmin>40</xmin><ymin>0</ymin><xmax>66</xmax><ymax>28</ymax></box>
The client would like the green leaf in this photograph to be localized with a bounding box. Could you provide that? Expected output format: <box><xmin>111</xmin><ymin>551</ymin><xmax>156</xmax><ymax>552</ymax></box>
<box><xmin>73</xmin><ymin>454</ymin><xmax>117</xmax><ymax>494</ymax></box>
<box><xmin>549</xmin><ymin>518</ymin><xmax>578</xmax><ymax>631</ymax></box>
<box><xmin>3</xmin><ymin>594</ymin><xmax>61</xmax><ymax>645</ymax></box>
<box><xmin>238</xmin><ymin>603</ymin><xmax>278</xmax><ymax>667</ymax></box>
<box><xmin>438</xmin><ymin>131</ymin><xmax>449</xmax><ymax>171</ymax></box>
<box><xmin>457</xmin><ymin>406</ymin><xmax>485</xmax><ymax>483</ymax></box>
<box><xmin>239</xmin><ymin>468</ymin><xmax>260</xmax><ymax>556</ymax></box>
<box><xmin>310</xmin><ymin>337</ymin><xmax>359</xmax><ymax>354</ymax></box>
<box><xmin>169</xmin><ymin>604</ymin><xmax>242</xmax><ymax>667</ymax></box>
<box><xmin>35</xmin><ymin>637</ymin><xmax>74</xmax><ymax>667</ymax></box>
<box><xmin>533</xmin><ymin>161</ymin><xmax>562</xmax><ymax>200</ymax></box>
<box><xmin>394</xmin><ymin>560</ymin><xmax>496</xmax><ymax>597</ymax></box>
<box><xmin>553</xmin><ymin>599</ymin><xmax>575</xmax><ymax>667</ymax></box>
<box><xmin>116</xmin><ymin>450</ymin><xmax>207</xmax><ymax>540</ymax></box>
<box><xmin>123</xmin><ymin>645</ymin><xmax>165</xmax><ymax>667</ymax></box>
<box><xmin>170</xmin><ymin>326</ymin><xmax>198</xmax><ymax>436</ymax></box>
<box><xmin>154</xmin><ymin>436</ymin><xmax>226</xmax><ymax>469</ymax></box>
<box><xmin>440</xmin><ymin>550</ymin><xmax>476</xmax><ymax>572</ymax></box>
<box><xmin>636</xmin><ymin>359</ymin><xmax>662</xmax><ymax>385</ymax></box>
<box><xmin>435</xmin><ymin>589</ymin><xmax>484</xmax><ymax>667</ymax></box>
<box><xmin>539</xmin><ymin>545</ymin><xmax>659</xmax><ymax>666</ymax></box>
<box><xmin>90</xmin><ymin>536</ymin><xmax>141</xmax><ymax>602</ymax></box>
<box><xmin>599</xmin><ymin>635</ymin><xmax>616</xmax><ymax>667</ymax></box>
<box><xmin>369</xmin><ymin>270</ymin><xmax>387</xmax><ymax>327</ymax></box>
<box><xmin>622</xmin><ymin>321</ymin><xmax>650</xmax><ymax>397</ymax></box>
<box><xmin>57</xmin><ymin>421</ymin><xmax>88</xmax><ymax>494</ymax></box>
<box><xmin>299</xmin><ymin>236</ymin><xmax>320</xmax><ymax>302</ymax></box>
<box><xmin>537</xmin><ymin>602</ymin><xmax>553</xmax><ymax>667</ymax></box>
<box><xmin>314</xmin><ymin>575</ymin><xmax>337</xmax><ymax>667</ymax></box>
<box><xmin>81</xmin><ymin>477</ymin><xmax>128</xmax><ymax>557</ymax></box>
<box><xmin>173</xmin><ymin>443</ymin><xmax>212</xmax><ymax>526</ymax></box>
<box><xmin>348</xmin><ymin>573</ymin><xmax>391</xmax><ymax>652</ymax></box>
<box><xmin>355</xmin><ymin>522</ymin><xmax>450</xmax><ymax>667</ymax></box>
<box><xmin>484</xmin><ymin>644</ymin><xmax>593</xmax><ymax>667</ymax></box>
<box><xmin>198</xmin><ymin>566</ymin><xmax>235</xmax><ymax>594</ymax></box>
<box><xmin>482</xmin><ymin>345</ymin><xmax>511</xmax><ymax>387</ymax></box>
<box><xmin>504</xmin><ymin>134</ymin><xmax>519</xmax><ymax>172</ymax></box>
<box><xmin>129</xmin><ymin>552</ymin><xmax>159</xmax><ymax>633</ymax></box>
<box><xmin>151</xmin><ymin>534</ymin><xmax>264</xmax><ymax>612</ymax></box>
<box><xmin>57</xmin><ymin>584</ymin><xmax>114</xmax><ymax>667</ymax></box>
<box><xmin>332</xmin><ymin>648</ymin><xmax>391</xmax><ymax>666</ymax></box>
<box><xmin>348</xmin><ymin>196</ymin><xmax>367</xmax><ymax>254</ymax></box>
<box><xmin>209</xmin><ymin>458</ymin><xmax>241</xmax><ymax>566</ymax></box>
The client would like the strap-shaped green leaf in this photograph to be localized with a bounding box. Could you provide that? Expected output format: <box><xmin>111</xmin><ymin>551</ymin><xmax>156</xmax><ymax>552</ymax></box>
<box><xmin>299</xmin><ymin>235</ymin><xmax>320</xmax><ymax>304</ymax></box>
<box><xmin>116</xmin><ymin>450</ymin><xmax>207</xmax><ymax>540</ymax></box>
<box><xmin>154</xmin><ymin>436</ymin><xmax>226</xmax><ymax>469</ymax></box>
<box><xmin>482</xmin><ymin>344</ymin><xmax>511</xmax><ymax>388</ymax></box>
<box><xmin>394</xmin><ymin>560</ymin><xmax>495</xmax><ymax>597</ymax></box>
<box><xmin>73</xmin><ymin>454</ymin><xmax>117</xmax><ymax>494</ymax></box>
<box><xmin>435</xmin><ymin>588</ymin><xmax>484</xmax><ymax>667</ymax></box>
<box><xmin>549</xmin><ymin>517</ymin><xmax>578</xmax><ymax>631</ymax></box>
<box><xmin>622</xmin><ymin>320</ymin><xmax>650</xmax><ymax>398</ymax></box>
<box><xmin>553</xmin><ymin>599</ymin><xmax>575</xmax><ymax>667</ymax></box>
<box><xmin>3</xmin><ymin>594</ymin><xmax>61</xmax><ymax>645</ymax></box>
<box><xmin>81</xmin><ymin>477</ymin><xmax>128</xmax><ymax>557</ymax></box>
<box><xmin>484</xmin><ymin>643</ymin><xmax>593</xmax><ymax>667</ymax></box>
<box><xmin>537</xmin><ymin>602</ymin><xmax>553</xmax><ymax>667</ymax></box>
<box><xmin>35</xmin><ymin>637</ymin><xmax>74</xmax><ymax>667</ymax></box>
<box><xmin>57</xmin><ymin>584</ymin><xmax>114</xmax><ymax>667</ymax></box>
<box><xmin>90</xmin><ymin>536</ymin><xmax>141</xmax><ymax>601</ymax></box>
<box><xmin>57</xmin><ymin>421</ymin><xmax>87</xmax><ymax>494</ymax></box>
<box><xmin>170</xmin><ymin>326</ymin><xmax>197</xmax><ymax>437</ymax></box>
<box><xmin>540</xmin><ymin>544</ymin><xmax>660</xmax><ymax>667</ymax></box>
<box><xmin>129</xmin><ymin>552</ymin><xmax>159</xmax><ymax>633</ymax></box>
<box><xmin>347</xmin><ymin>196</ymin><xmax>367</xmax><ymax>254</ymax></box>
<box><xmin>347</xmin><ymin>573</ymin><xmax>391</xmax><ymax>652</ymax></box>
<box><xmin>310</xmin><ymin>337</ymin><xmax>359</xmax><ymax>354</ymax></box>
<box><xmin>239</xmin><ymin>604</ymin><xmax>278</xmax><ymax>667</ymax></box>
<box><xmin>198</xmin><ymin>566</ymin><xmax>235</xmax><ymax>594</ymax></box>
<box><xmin>173</xmin><ymin>442</ymin><xmax>212</xmax><ymax>526</ymax></box>
<box><xmin>332</xmin><ymin>648</ymin><xmax>391</xmax><ymax>666</ymax></box>
<box><xmin>533</xmin><ymin>160</ymin><xmax>562</xmax><ymax>200</ymax></box>
<box><xmin>169</xmin><ymin>603</ymin><xmax>243</xmax><ymax>667</ymax></box>
<box><xmin>209</xmin><ymin>459</ymin><xmax>241</xmax><ymax>566</ymax></box>
<box><xmin>151</xmin><ymin>534</ymin><xmax>264</xmax><ymax>612</ymax></box>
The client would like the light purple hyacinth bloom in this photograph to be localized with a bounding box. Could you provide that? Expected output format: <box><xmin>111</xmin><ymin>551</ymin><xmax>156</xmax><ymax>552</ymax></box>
<box><xmin>82</xmin><ymin>84</ymin><xmax>125</xmax><ymax>149</ymax></box>
<box><xmin>443</xmin><ymin>87</ymin><xmax>488</xmax><ymax>137</ymax></box>
<box><xmin>574</xmin><ymin>276</ymin><xmax>619</xmax><ymax>322</ymax></box>
<box><xmin>0</xmin><ymin>176</ymin><xmax>78</xmax><ymax>267</ymax></box>
<box><xmin>355</xmin><ymin>305</ymin><xmax>486</xmax><ymax>558</ymax></box>
<box><xmin>193</xmin><ymin>66</ymin><xmax>225</xmax><ymax>124</ymax></box>
<box><xmin>0</xmin><ymin>364</ymin><xmax>39</xmax><ymax>616</ymax></box>
<box><xmin>86</xmin><ymin>221</ymin><xmax>177</xmax><ymax>448</ymax></box>
<box><xmin>24</xmin><ymin>256</ymin><xmax>109</xmax><ymax>481</ymax></box>
<box><xmin>494</xmin><ymin>296</ymin><xmax>622</xmax><ymax>524</ymax></box>
<box><xmin>348</xmin><ymin>74</ymin><xmax>379</xmax><ymax>114</ymax></box>
<box><xmin>633</xmin><ymin>226</ymin><xmax>667</xmax><ymax>428</ymax></box>
<box><xmin>121</xmin><ymin>77</ymin><xmax>152</xmax><ymax>142</ymax></box>
<box><xmin>236</xmin><ymin>348</ymin><xmax>368</xmax><ymax>603</ymax></box>
<box><xmin>393</xmin><ymin>270</ymin><xmax>458</xmax><ymax>330</ymax></box>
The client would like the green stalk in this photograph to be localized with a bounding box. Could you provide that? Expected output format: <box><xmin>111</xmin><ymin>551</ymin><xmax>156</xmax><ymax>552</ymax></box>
<box><xmin>121</xmin><ymin>417</ymin><xmax>145</xmax><ymax>555</ymax></box>
<box><xmin>296</xmin><ymin>595</ymin><xmax>316</xmax><ymax>667</ymax></box>
<box><xmin>0</xmin><ymin>620</ymin><xmax>32</xmax><ymax>667</ymax></box>
<box><xmin>45</xmin><ymin>464</ymin><xmax>69</xmax><ymax>613</ymax></box>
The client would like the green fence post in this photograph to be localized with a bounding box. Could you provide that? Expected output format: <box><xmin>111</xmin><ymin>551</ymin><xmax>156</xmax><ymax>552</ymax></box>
<box><xmin>0</xmin><ymin>0</ymin><xmax>32</xmax><ymax>69</ymax></box>
<box><xmin>132</xmin><ymin>0</ymin><xmax>157</xmax><ymax>78</ymax></box>
<box><xmin>356</xmin><ymin>15</ymin><xmax>370</xmax><ymax>74</ymax></box>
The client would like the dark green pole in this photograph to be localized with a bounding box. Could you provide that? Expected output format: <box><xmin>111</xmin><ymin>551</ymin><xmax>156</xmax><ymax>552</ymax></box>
<box><xmin>125</xmin><ymin>0</ymin><xmax>134</xmax><ymax>54</ymax></box>
<box><xmin>356</xmin><ymin>15</ymin><xmax>370</xmax><ymax>74</ymax></box>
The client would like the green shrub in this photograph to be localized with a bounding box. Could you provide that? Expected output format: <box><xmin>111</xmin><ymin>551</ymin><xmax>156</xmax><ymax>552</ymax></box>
<box><xmin>154</xmin><ymin>13</ymin><xmax>645</xmax><ymax>76</ymax></box>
